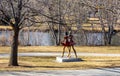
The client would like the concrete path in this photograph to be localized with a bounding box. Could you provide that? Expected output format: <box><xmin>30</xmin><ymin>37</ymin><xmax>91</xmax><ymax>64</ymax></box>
<box><xmin>0</xmin><ymin>68</ymin><xmax>120</xmax><ymax>76</ymax></box>
<box><xmin>0</xmin><ymin>52</ymin><xmax>120</xmax><ymax>58</ymax></box>
<box><xmin>0</xmin><ymin>53</ymin><xmax>120</xmax><ymax>76</ymax></box>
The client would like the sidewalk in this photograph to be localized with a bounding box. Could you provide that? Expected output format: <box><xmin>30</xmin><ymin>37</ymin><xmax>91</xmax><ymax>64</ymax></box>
<box><xmin>0</xmin><ymin>53</ymin><xmax>120</xmax><ymax>76</ymax></box>
<box><xmin>0</xmin><ymin>68</ymin><xmax>120</xmax><ymax>76</ymax></box>
<box><xmin>0</xmin><ymin>52</ymin><xmax>120</xmax><ymax>58</ymax></box>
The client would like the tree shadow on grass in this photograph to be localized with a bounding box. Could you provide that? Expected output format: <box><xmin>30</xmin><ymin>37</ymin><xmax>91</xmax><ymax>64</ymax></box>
<box><xmin>19</xmin><ymin>59</ymin><xmax>120</xmax><ymax>70</ymax></box>
<box><xmin>21</xmin><ymin>65</ymin><xmax>82</xmax><ymax>69</ymax></box>
<box><xmin>20</xmin><ymin>65</ymin><xmax>33</xmax><ymax>68</ymax></box>
<box><xmin>89</xmin><ymin>59</ymin><xmax>120</xmax><ymax>62</ymax></box>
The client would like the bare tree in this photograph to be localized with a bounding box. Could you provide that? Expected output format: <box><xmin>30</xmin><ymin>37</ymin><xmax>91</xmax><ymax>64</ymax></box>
<box><xmin>36</xmin><ymin>0</ymin><xmax>71</xmax><ymax>45</ymax></box>
<box><xmin>82</xmin><ymin>0</ymin><xmax>120</xmax><ymax>45</ymax></box>
<box><xmin>0</xmin><ymin>0</ymin><xmax>39</xmax><ymax>66</ymax></box>
<box><xmin>95</xmin><ymin>0</ymin><xmax>119</xmax><ymax>45</ymax></box>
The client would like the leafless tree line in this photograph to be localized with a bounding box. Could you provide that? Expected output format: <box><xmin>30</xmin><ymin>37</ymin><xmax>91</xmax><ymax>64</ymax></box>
<box><xmin>34</xmin><ymin>0</ymin><xmax>120</xmax><ymax>45</ymax></box>
<box><xmin>0</xmin><ymin>0</ymin><xmax>119</xmax><ymax>66</ymax></box>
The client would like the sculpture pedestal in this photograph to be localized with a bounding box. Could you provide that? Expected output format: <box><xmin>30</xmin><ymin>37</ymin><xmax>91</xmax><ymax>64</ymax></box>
<box><xmin>56</xmin><ymin>57</ymin><xmax>82</xmax><ymax>63</ymax></box>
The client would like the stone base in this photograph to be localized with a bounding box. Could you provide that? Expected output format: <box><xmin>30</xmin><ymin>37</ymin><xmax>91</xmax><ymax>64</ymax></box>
<box><xmin>56</xmin><ymin>57</ymin><xmax>82</xmax><ymax>63</ymax></box>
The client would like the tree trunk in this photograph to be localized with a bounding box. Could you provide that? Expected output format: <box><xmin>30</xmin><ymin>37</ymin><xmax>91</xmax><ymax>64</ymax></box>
<box><xmin>57</xmin><ymin>0</ymin><xmax>62</xmax><ymax>46</ymax></box>
<box><xmin>98</xmin><ymin>9</ymin><xmax>108</xmax><ymax>45</ymax></box>
<box><xmin>57</xmin><ymin>23</ymin><xmax>61</xmax><ymax>45</ymax></box>
<box><xmin>107</xmin><ymin>26</ymin><xmax>113</xmax><ymax>45</ymax></box>
<box><xmin>9</xmin><ymin>27</ymin><xmax>19</xmax><ymax>66</ymax></box>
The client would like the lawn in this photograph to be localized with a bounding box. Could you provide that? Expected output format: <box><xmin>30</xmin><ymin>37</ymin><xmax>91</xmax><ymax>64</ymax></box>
<box><xmin>0</xmin><ymin>46</ymin><xmax>120</xmax><ymax>71</ymax></box>
<box><xmin>0</xmin><ymin>56</ymin><xmax>120</xmax><ymax>71</ymax></box>
<box><xmin>0</xmin><ymin>46</ymin><xmax>120</xmax><ymax>54</ymax></box>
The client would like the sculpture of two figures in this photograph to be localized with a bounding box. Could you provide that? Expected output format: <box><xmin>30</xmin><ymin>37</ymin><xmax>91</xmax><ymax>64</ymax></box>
<box><xmin>61</xmin><ymin>31</ymin><xmax>77</xmax><ymax>58</ymax></box>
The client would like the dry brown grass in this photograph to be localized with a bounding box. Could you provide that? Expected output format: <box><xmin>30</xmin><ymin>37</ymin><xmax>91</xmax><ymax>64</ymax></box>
<box><xmin>0</xmin><ymin>46</ymin><xmax>120</xmax><ymax>54</ymax></box>
<box><xmin>0</xmin><ymin>26</ymin><xmax>12</xmax><ymax>29</ymax></box>
<box><xmin>0</xmin><ymin>24</ymin><xmax>120</xmax><ymax>32</ymax></box>
<box><xmin>0</xmin><ymin>56</ymin><xmax>120</xmax><ymax>71</ymax></box>
<box><xmin>0</xmin><ymin>46</ymin><xmax>119</xmax><ymax>71</ymax></box>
